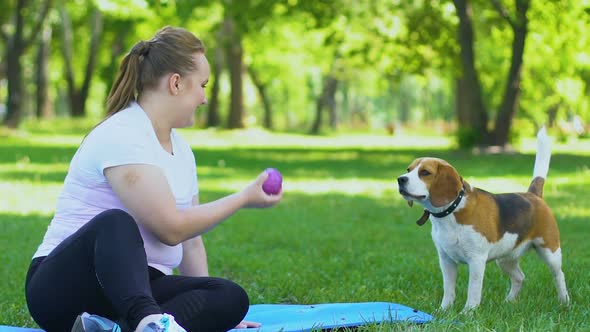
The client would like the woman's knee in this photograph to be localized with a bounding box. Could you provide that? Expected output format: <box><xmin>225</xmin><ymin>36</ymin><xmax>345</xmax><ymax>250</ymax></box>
<box><xmin>92</xmin><ymin>209</ymin><xmax>140</xmax><ymax>234</ymax></box>
<box><xmin>213</xmin><ymin>278</ymin><xmax>250</xmax><ymax>326</ymax></box>
<box><xmin>183</xmin><ymin>278</ymin><xmax>250</xmax><ymax>331</ymax></box>
<box><xmin>223</xmin><ymin>279</ymin><xmax>249</xmax><ymax>312</ymax></box>
<box><xmin>94</xmin><ymin>209</ymin><xmax>135</xmax><ymax>226</ymax></box>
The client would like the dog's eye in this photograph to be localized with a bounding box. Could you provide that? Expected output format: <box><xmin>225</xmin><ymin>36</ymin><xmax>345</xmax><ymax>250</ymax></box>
<box><xmin>419</xmin><ymin>170</ymin><xmax>431</xmax><ymax>176</ymax></box>
<box><xmin>406</xmin><ymin>168</ymin><xmax>410</xmax><ymax>172</ymax></box>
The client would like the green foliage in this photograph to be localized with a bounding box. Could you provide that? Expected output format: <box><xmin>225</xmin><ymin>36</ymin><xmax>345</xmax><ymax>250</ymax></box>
<box><xmin>508</xmin><ymin>118</ymin><xmax>537</xmax><ymax>145</ymax></box>
<box><xmin>520</xmin><ymin>0</ymin><xmax>590</xmax><ymax>122</ymax></box>
<box><xmin>455</xmin><ymin>125</ymin><xmax>481</xmax><ymax>149</ymax></box>
<box><xmin>1</xmin><ymin>0</ymin><xmax>589</xmax><ymax>136</ymax></box>
<box><xmin>394</xmin><ymin>1</ymin><xmax>458</xmax><ymax>74</ymax></box>
<box><xmin>1</xmin><ymin>128</ymin><xmax>589</xmax><ymax>330</ymax></box>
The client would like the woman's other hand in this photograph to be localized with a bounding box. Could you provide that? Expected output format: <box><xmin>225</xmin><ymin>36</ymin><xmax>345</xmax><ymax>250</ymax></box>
<box><xmin>234</xmin><ymin>320</ymin><xmax>261</xmax><ymax>329</ymax></box>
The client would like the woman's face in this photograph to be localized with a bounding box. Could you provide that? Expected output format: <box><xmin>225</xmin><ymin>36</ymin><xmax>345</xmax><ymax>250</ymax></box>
<box><xmin>174</xmin><ymin>53</ymin><xmax>210</xmax><ymax>128</ymax></box>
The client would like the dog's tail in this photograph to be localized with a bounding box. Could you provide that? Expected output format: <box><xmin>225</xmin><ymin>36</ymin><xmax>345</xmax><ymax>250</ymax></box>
<box><xmin>528</xmin><ymin>126</ymin><xmax>551</xmax><ymax>197</ymax></box>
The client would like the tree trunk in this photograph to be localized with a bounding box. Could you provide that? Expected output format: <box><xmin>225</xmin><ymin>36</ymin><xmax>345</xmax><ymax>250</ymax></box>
<box><xmin>0</xmin><ymin>50</ymin><xmax>5</xmax><ymax>81</ymax></box>
<box><xmin>5</xmin><ymin>38</ymin><xmax>25</xmax><ymax>128</ymax></box>
<box><xmin>340</xmin><ymin>82</ymin><xmax>349</xmax><ymax>125</ymax></box>
<box><xmin>61</xmin><ymin>8</ymin><xmax>103</xmax><ymax>117</ymax></box>
<box><xmin>547</xmin><ymin>104</ymin><xmax>559</xmax><ymax>127</ymax></box>
<box><xmin>310</xmin><ymin>74</ymin><xmax>339</xmax><ymax>134</ymax></box>
<box><xmin>491</xmin><ymin>0</ymin><xmax>529</xmax><ymax>146</ymax></box>
<box><xmin>60</xmin><ymin>6</ymin><xmax>76</xmax><ymax>116</ymax></box>
<box><xmin>248</xmin><ymin>66</ymin><xmax>273</xmax><ymax>129</ymax></box>
<box><xmin>36</xmin><ymin>21</ymin><xmax>53</xmax><ymax>119</ymax></box>
<box><xmin>3</xmin><ymin>0</ymin><xmax>51</xmax><ymax>128</ymax></box>
<box><xmin>226</xmin><ymin>17</ymin><xmax>244</xmax><ymax>129</ymax></box>
<box><xmin>310</xmin><ymin>52</ymin><xmax>341</xmax><ymax>135</ymax></box>
<box><xmin>102</xmin><ymin>21</ymin><xmax>132</xmax><ymax>107</ymax></box>
<box><xmin>310</xmin><ymin>90</ymin><xmax>324</xmax><ymax>135</ymax></box>
<box><xmin>207</xmin><ymin>21</ymin><xmax>228</xmax><ymax>128</ymax></box>
<box><xmin>207</xmin><ymin>69</ymin><xmax>222</xmax><ymax>127</ymax></box>
<box><xmin>326</xmin><ymin>76</ymin><xmax>339</xmax><ymax>129</ymax></box>
<box><xmin>74</xmin><ymin>9</ymin><xmax>103</xmax><ymax>117</ymax></box>
<box><xmin>453</xmin><ymin>0</ymin><xmax>489</xmax><ymax>145</ymax></box>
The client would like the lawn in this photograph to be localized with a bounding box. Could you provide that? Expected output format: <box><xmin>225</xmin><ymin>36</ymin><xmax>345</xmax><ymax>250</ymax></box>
<box><xmin>1</xmin><ymin>125</ymin><xmax>589</xmax><ymax>331</ymax></box>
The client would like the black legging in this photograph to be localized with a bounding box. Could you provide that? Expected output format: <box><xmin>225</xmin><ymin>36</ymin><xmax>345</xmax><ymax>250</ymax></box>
<box><xmin>25</xmin><ymin>209</ymin><xmax>249</xmax><ymax>332</ymax></box>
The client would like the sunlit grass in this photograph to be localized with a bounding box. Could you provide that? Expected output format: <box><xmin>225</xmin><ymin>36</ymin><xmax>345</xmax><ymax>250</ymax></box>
<box><xmin>1</xmin><ymin>127</ymin><xmax>589</xmax><ymax>330</ymax></box>
<box><xmin>177</xmin><ymin>128</ymin><xmax>460</xmax><ymax>154</ymax></box>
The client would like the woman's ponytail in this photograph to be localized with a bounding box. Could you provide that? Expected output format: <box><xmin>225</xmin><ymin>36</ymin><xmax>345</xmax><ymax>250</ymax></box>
<box><xmin>105</xmin><ymin>41</ymin><xmax>150</xmax><ymax>116</ymax></box>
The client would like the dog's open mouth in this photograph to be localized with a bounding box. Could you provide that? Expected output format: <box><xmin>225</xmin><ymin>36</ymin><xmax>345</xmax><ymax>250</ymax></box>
<box><xmin>399</xmin><ymin>189</ymin><xmax>426</xmax><ymax>201</ymax></box>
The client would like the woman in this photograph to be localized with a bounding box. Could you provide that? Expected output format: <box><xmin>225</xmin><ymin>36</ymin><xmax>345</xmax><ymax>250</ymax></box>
<box><xmin>24</xmin><ymin>26</ymin><xmax>282</xmax><ymax>332</ymax></box>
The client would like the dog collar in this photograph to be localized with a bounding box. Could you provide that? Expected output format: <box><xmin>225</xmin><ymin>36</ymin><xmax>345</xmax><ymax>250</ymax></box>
<box><xmin>416</xmin><ymin>188</ymin><xmax>465</xmax><ymax>226</ymax></box>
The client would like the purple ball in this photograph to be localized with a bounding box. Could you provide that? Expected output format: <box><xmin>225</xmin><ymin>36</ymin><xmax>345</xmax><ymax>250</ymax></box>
<box><xmin>262</xmin><ymin>168</ymin><xmax>282</xmax><ymax>195</ymax></box>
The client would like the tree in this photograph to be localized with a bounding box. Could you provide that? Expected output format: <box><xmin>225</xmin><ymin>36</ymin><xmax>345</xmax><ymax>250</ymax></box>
<box><xmin>1</xmin><ymin>0</ymin><xmax>51</xmax><ymax>128</ymax></box>
<box><xmin>301</xmin><ymin>0</ymin><xmax>404</xmax><ymax>133</ymax></box>
<box><xmin>399</xmin><ymin>0</ymin><xmax>533</xmax><ymax>148</ymax></box>
<box><xmin>247</xmin><ymin>65</ymin><xmax>273</xmax><ymax>129</ymax></box>
<box><xmin>35</xmin><ymin>18</ymin><xmax>53</xmax><ymax>119</ymax></box>
<box><xmin>518</xmin><ymin>1</ymin><xmax>590</xmax><ymax>130</ymax></box>
<box><xmin>60</xmin><ymin>4</ymin><xmax>103</xmax><ymax>117</ymax></box>
<box><xmin>453</xmin><ymin>0</ymin><xmax>530</xmax><ymax>147</ymax></box>
<box><xmin>206</xmin><ymin>20</ymin><xmax>227</xmax><ymax>128</ymax></box>
<box><xmin>224</xmin><ymin>12</ymin><xmax>244</xmax><ymax>129</ymax></box>
<box><xmin>489</xmin><ymin>0</ymin><xmax>529</xmax><ymax>146</ymax></box>
<box><xmin>310</xmin><ymin>57</ymin><xmax>340</xmax><ymax>134</ymax></box>
<box><xmin>98</xmin><ymin>20</ymin><xmax>135</xmax><ymax>102</ymax></box>
<box><xmin>453</xmin><ymin>0</ymin><xmax>489</xmax><ymax>144</ymax></box>
<box><xmin>173</xmin><ymin>0</ymin><xmax>281</xmax><ymax>129</ymax></box>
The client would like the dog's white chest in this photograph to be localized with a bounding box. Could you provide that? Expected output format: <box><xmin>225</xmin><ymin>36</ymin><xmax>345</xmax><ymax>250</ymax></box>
<box><xmin>430</xmin><ymin>215</ymin><xmax>519</xmax><ymax>263</ymax></box>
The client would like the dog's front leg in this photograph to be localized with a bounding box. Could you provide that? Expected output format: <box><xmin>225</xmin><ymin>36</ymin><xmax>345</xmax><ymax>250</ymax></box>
<box><xmin>438</xmin><ymin>251</ymin><xmax>457</xmax><ymax>309</ymax></box>
<box><xmin>464</xmin><ymin>257</ymin><xmax>487</xmax><ymax>310</ymax></box>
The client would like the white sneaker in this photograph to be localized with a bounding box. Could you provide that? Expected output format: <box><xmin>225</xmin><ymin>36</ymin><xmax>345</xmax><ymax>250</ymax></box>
<box><xmin>71</xmin><ymin>312</ymin><xmax>121</xmax><ymax>332</ymax></box>
<box><xmin>140</xmin><ymin>313</ymin><xmax>187</xmax><ymax>332</ymax></box>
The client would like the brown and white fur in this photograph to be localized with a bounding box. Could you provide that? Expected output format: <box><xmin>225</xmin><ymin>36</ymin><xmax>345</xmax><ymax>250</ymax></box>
<box><xmin>397</xmin><ymin>128</ymin><xmax>569</xmax><ymax>310</ymax></box>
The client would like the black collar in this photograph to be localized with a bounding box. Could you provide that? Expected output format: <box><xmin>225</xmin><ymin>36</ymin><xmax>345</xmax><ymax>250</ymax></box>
<box><xmin>416</xmin><ymin>188</ymin><xmax>465</xmax><ymax>226</ymax></box>
<box><xmin>430</xmin><ymin>188</ymin><xmax>465</xmax><ymax>218</ymax></box>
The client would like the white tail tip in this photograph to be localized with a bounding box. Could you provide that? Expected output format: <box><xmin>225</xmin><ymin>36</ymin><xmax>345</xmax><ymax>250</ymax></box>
<box><xmin>533</xmin><ymin>126</ymin><xmax>551</xmax><ymax>179</ymax></box>
<box><xmin>537</xmin><ymin>126</ymin><xmax>547</xmax><ymax>140</ymax></box>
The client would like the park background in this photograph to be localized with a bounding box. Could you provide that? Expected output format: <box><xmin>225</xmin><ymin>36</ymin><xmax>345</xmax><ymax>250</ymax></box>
<box><xmin>1</xmin><ymin>0</ymin><xmax>590</xmax><ymax>331</ymax></box>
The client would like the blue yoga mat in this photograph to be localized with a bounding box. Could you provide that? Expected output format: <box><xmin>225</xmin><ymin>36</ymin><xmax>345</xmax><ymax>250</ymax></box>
<box><xmin>229</xmin><ymin>302</ymin><xmax>432</xmax><ymax>331</ymax></box>
<box><xmin>0</xmin><ymin>302</ymin><xmax>432</xmax><ymax>332</ymax></box>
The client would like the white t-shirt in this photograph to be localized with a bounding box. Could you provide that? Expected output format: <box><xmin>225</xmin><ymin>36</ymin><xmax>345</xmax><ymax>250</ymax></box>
<box><xmin>33</xmin><ymin>102</ymin><xmax>199</xmax><ymax>275</ymax></box>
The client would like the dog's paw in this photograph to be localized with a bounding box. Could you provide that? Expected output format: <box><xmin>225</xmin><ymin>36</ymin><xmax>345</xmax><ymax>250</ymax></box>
<box><xmin>434</xmin><ymin>306</ymin><xmax>450</xmax><ymax>315</ymax></box>
<box><xmin>461</xmin><ymin>302</ymin><xmax>479</xmax><ymax>314</ymax></box>
<box><xmin>505</xmin><ymin>294</ymin><xmax>518</xmax><ymax>303</ymax></box>
<box><xmin>440</xmin><ymin>297</ymin><xmax>455</xmax><ymax>310</ymax></box>
<box><xmin>460</xmin><ymin>306</ymin><xmax>477</xmax><ymax>315</ymax></box>
<box><xmin>559</xmin><ymin>293</ymin><xmax>571</xmax><ymax>306</ymax></box>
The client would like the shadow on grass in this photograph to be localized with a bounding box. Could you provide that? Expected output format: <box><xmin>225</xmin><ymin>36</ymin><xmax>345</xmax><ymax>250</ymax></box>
<box><xmin>1</xmin><ymin>181</ymin><xmax>589</xmax><ymax>328</ymax></box>
<box><xmin>0</xmin><ymin>213</ymin><xmax>47</xmax><ymax>327</ymax></box>
<box><xmin>1</xmin><ymin>138</ymin><xmax>588</xmax><ymax>329</ymax></box>
<box><xmin>0</xmin><ymin>188</ymin><xmax>438</xmax><ymax>326</ymax></box>
<box><xmin>1</xmin><ymin>143</ymin><xmax>588</xmax><ymax>183</ymax></box>
<box><xmin>0</xmin><ymin>143</ymin><xmax>77</xmax><ymax>164</ymax></box>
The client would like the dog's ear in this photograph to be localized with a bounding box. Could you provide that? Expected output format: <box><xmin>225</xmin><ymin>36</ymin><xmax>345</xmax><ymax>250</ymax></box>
<box><xmin>430</xmin><ymin>163</ymin><xmax>462</xmax><ymax>207</ymax></box>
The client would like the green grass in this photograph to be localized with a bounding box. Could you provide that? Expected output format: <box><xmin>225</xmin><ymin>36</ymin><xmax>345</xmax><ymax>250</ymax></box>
<box><xmin>1</xmin><ymin>126</ymin><xmax>589</xmax><ymax>331</ymax></box>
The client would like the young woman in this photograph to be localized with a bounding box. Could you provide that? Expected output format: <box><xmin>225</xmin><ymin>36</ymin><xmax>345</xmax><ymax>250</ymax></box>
<box><xmin>25</xmin><ymin>26</ymin><xmax>282</xmax><ymax>332</ymax></box>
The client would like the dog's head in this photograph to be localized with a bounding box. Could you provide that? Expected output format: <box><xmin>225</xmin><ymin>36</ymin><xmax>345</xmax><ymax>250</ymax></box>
<box><xmin>397</xmin><ymin>157</ymin><xmax>464</xmax><ymax>209</ymax></box>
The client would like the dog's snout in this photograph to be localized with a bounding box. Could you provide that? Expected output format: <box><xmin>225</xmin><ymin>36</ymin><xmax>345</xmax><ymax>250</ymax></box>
<box><xmin>397</xmin><ymin>176</ymin><xmax>408</xmax><ymax>186</ymax></box>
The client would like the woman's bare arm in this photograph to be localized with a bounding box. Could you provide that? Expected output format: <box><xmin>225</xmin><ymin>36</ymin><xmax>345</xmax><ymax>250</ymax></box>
<box><xmin>105</xmin><ymin>164</ymin><xmax>281</xmax><ymax>245</ymax></box>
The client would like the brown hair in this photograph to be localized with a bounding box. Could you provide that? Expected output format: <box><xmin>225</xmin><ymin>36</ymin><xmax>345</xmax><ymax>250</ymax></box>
<box><xmin>105</xmin><ymin>26</ymin><xmax>206</xmax><ymax>116</ymax></box>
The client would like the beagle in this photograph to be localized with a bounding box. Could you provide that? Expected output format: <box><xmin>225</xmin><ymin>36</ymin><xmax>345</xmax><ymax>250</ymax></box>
<box><xmin>397</xmin><ymin>128</ymin><xmax>569</xmax><ymax>310</ymax></box>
